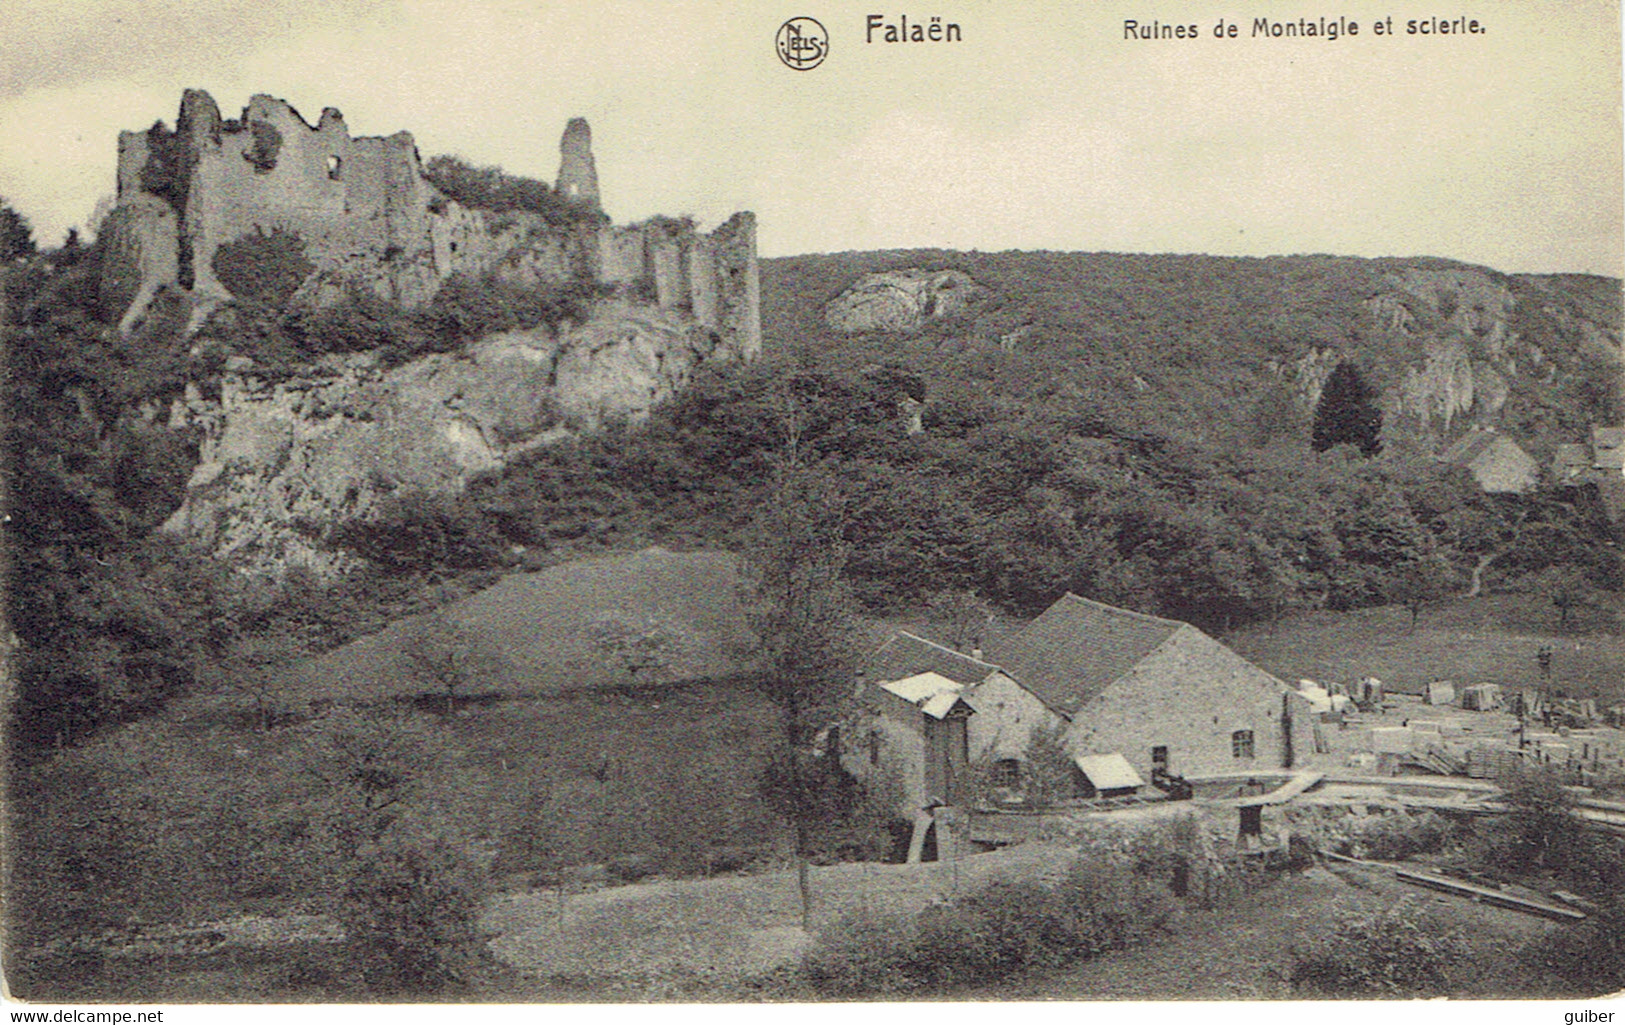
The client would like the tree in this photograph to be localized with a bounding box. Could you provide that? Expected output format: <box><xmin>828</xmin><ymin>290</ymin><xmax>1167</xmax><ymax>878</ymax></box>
<box><xmin>1</xmin><ymin>197</ymin><xmax>34</xmax><ymax>260</ymax></box>
<box><xmin>741</xmin><ymin>400</ymin><xmax>862</xmax><ymax>928</ymax></box>
<box><xmin>1387</xmin><ymin>554</ymin><xmax>1459</xmax><ymax>632</ymax></box>
<box><xmin>925</xmin><ymin>588</ymin><xmax>994</xmax><ymax>654</ymax></box>
<box><xmin>295</xmin><ymin>708</ymin><xmax>493</xmax><ymax>993</ymax></box>
<box><xmin>1525</xmin><ymin>564</ymin><xmax>1592</xmax><ymax>630</ymax></box>
<box><xmin>1311</xmin><ymin>361</ymin><xmax>1383</xmax><ymax>455</ymax></box>
<box><xmin>402</xmin><ymin>612</ymin><xmax>507</xmax><ymax>714</ymax></box>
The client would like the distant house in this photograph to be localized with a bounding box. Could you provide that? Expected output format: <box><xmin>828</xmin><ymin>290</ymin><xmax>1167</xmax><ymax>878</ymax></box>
<box><xmin>987</xmin><ymin>594</ymin><xmax>1317</xmax><ymax>783</ymax></box>
<box><xmin>1593</xmin><ymin>426</ymin><xmax>1625</xmax><ymax>476</ymax></box>
<box><xmin>848</xmin><ymin>596</ymin><xmax>1317</xmax><ymax>815</ymax></box>
<box><xmin>1553</xmin><ymin>443</ymin><xmax>1592</xmax><ymax>485</ymax></box>
<box><xmin>1437</xmin><ymin>427</ymin><xmax>1539</xmax><ymax>494</ymax></box>
<box><xmin>1558</xmin><ymin>426</ymin><xmax>1625</xmax><ymax>522</ymax></box>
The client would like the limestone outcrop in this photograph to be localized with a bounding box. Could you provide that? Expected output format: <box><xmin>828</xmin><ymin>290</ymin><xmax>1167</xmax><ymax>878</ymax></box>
<box><xmin>824</xmin><ymin>268</ymin><xmax>984</xmax><ymax>333</ymax></box>
<box><xmin>163</xmin><ymin>299</ymin><xmax>742</xmax><ymax>576</ymax></box>
<box><xmin>106</xmin><ymin>89</ymin><xmax>763</xmax><ymax>574</ymax></box>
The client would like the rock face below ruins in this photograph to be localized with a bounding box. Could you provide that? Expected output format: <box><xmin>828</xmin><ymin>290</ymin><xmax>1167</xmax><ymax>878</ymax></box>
<box><xmin>824</xmin><ymin>268</ymin><xmax>984</xmax><ymax>333</ymax></box>
<box><xmin>101</xmin><ymin>90</ymin><xmax>762</xmax><ymax>574</ymax></box>
<box><xmin>164</xmin><ymin>301</ymin><xmax>737</xmax><ymax>575</ymax></box>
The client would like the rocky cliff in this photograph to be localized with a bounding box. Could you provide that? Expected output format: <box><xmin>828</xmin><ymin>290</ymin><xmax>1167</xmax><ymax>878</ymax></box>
<box><xmin>163</xmin><ymin>299</ymin><xmax>742</xmax><ymax>575</ymax></box>
<box><xmin>105</xmin><ymin>90</ymin><xmax>762</xmax><ymax>574</ymax></box>
<box><xmin>781</xmin><ymin>251</ymin><xmax>1621</xmax><ymax>462</ymax></box>
<box><xmin>824</xmin><ymin>268</ymin><xmax>985</xmax><ymax>333</ymax></box>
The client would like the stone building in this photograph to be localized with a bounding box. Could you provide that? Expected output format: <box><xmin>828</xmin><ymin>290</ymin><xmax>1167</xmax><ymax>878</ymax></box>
<box><xmin>846</xmin><ymin>632</ymin><xmax>1061</xmax><ymax>811</ymax></box>
<box><xmin>989</xmin><ymin>594</ymin><xmax>1316</xmax><ymax>783</ymax></box>
<box><xmin>848</xmin><ymin>596</ymin><xmax>1315</xmax><ymax>815</ymax></box>
<box><xmin>1436</xmin><ymin>426</ymin><xmax>1539</xmax><ymax>493</ymax></box>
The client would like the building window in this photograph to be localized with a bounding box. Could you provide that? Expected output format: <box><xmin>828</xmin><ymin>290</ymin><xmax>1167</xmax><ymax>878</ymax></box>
<box><xmin>1151</xmin><ymin>745</ymin><xmax>1169</xmax><ymax>771</ymax></box>
<box><xmin>327</xmin><ymin>154</ymin><xmax>342</xmax><ymax>180</ymax></box>
<box><xmin>868</xmin><ymin>730</ymin><xmax>881</xmax><ymax>767</ymax></box>
<box><xmin>992</xmin><ymin>758</ymin><xmax>1021</xmax><ymax>787</ymax></box>
<box><xmin>1231</xmin><ymin>730</ymin><xmax>1255</xmax><ymax>760</ymax></box>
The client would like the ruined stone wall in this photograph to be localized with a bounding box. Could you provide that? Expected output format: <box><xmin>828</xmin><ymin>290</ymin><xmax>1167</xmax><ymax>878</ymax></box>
<box><xmin>711</xmin><ymin>212</ymin><xmax>762</xmax><ymax>358</ymax></box>
<box><xmin>103</xmin><ymin>90</ymin><xmax>760</xmax><ymax>355</ymax></box>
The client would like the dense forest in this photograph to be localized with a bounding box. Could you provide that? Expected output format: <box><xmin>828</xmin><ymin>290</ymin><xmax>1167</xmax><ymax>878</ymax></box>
<box><xmin>4</xmin><ymin>215</ymin><xmax>1622</xmax><ymax>757</ymax></box>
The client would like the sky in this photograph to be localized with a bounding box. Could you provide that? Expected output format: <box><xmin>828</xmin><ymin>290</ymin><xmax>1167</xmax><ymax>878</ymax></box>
<box><xmin>0</xmin><ymin>0</ymin><xmax>1619</xmax><ymax>276</ymax></box>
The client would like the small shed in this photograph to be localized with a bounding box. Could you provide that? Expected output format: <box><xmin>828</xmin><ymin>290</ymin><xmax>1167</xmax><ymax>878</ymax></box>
<box><xmin>1072</xmin><ymin>752</ymin><xmax>1144</xmax><ymax>798</ymax></box>
<box><xmin>1425</xmin><ymin>680</ymin><xmax>1457</xmax><ymax>706</ymax></box>
<box><xmin>1460</xmin><ymin>683</ymin><xmax>1503</xmax><ymax>711</ymax></box>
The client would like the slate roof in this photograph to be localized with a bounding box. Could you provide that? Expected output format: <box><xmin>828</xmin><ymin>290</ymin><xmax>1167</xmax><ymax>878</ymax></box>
<box><xmin>866</xmin><ymin>631</ymin><xmax>1001</xmax><ymax>687</ymax></box>
<box><xmin>985</xmin><ymin>594</ymin><xmax>1184</xmax><ymax>715</ymax></box>
<box><xmin>1438</xmin><ymin>429</ymin><xmax>1500</xmax><ymax>466</ymax></box>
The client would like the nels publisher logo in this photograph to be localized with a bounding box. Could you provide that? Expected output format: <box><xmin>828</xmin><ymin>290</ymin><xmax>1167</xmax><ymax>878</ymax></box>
<box><xmin>776</xmin><ymin>16</ymin><xmax>828</xmax><ymax>69</ymax></box>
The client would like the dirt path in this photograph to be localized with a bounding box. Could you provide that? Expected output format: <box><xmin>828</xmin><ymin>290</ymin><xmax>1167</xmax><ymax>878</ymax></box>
<box><xmin>485</xmin><ymin>841</ymin><xmax>1079</xmax><ymax>982</ymax></box>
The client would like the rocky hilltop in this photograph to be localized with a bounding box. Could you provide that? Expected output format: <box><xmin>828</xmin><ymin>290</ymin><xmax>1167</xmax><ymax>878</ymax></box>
<box><xmin>773</xmin><ymin>251</ymin><xmax>1621</xmax><ymax>461</ymax></box>
<box><xmin>100</xmin><ymin>90</ymin><xmax>760</xmax><ymax>574</ymax></box>
<box><xmin>824</xmin><ymin>268</ymin><xmax>985</xmax><ymax>333</ymax></box>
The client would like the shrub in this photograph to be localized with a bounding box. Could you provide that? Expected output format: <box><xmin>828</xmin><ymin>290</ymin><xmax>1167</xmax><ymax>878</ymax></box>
<box><xmin>801</xmin><ymin>854</ymin><xmax>1178</xmax><ymax>995</ymax></box>
<box><xmin>211</xmin><ymin>227</ymin><xmax>314</xmax><ymax>306</ymax></box>
<box><xmin>1470</xmin><ymin>766</ymin><xmax>1587</xmax><ymax>876</ymax></box>
<box><xmin>1289</xmin><ymin>896</ymin><xmax>1469</xmax><ymax>996</ymax></box>
<box><xmin>329</xmin><ymin>491</ymin><xmax>509</xmax><ymax>575</ymax></box>
<box><xmin>1336</xmin><ymin>810</ymin><xmax>1457</xmax><ymax>861</ymax></box>
<box><xmin>337</xmin><ymin>827</ymin><xmax>494</xmax><ymax>993</ymax></box>
<box><xmin>421</xmin><ymin>155</ymin><xmax>604</xmax><ymax>227</ymax></box>
<box><xmin>1519</xmin><ymin>895</ymin><xmax>1625</xmax><ymax>996</ymax></box>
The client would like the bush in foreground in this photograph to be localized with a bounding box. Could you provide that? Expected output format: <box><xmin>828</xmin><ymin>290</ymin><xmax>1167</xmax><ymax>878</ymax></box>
<box><xmin>800</xmin><ymin>855</ymin><xmax>1179</xmax><ymax>995</ymax></box>
<box><xmin>1519</xmin><ymin>896</ymin><xmax>1625</xmax><ymax>996</ymax></box>
<box><xmin>1289</xmin><ymin>896</ymin><xmax>1468</xmax><ymax>997</ymax></box>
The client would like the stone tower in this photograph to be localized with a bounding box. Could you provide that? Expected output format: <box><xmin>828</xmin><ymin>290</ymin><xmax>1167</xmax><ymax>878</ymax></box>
<box><xmin>555</xmin><ymin>117</ymin><xmax>600</xmax><ymax>208</ymax></box>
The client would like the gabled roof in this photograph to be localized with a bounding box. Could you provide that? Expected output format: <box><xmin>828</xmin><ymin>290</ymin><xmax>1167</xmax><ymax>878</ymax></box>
<box><xmin>1439</xmin><ymin>429</ymin><xmax>1500</xmax><ymax>466</ymax></box>
<box><xmin>1438</xmin><ymin>429</ymin><xmax>1538</xmax><ymax>492</ymax></box>
<box><xmin>1593</xmin><ymin>426</ymin><xmax>1625</xmax><ymax>471</ymax></box>
<box><xmin>880</xmin><ymin>671</ymin><xmax>971</xmax><ymax>719</ymax></box>
<box><xmin>866</xmin><ymin>630</ymin><xmax>1002</xmax><ymax>688</ymax></box>
<box><xmin>985</xmin><ymin>594</ymin><xmax>1183</xmax><ymax>715</ymax></box>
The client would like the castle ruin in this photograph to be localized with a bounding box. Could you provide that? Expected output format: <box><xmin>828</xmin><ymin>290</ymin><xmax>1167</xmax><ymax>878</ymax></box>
<box><xmin>99</xmin><ymin>90</ymin><xmax>759</xmax><ymax>357</ymax></box>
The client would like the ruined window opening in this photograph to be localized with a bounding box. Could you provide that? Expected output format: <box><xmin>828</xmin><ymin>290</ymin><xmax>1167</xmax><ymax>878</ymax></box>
<box><xmin>327</xmin><ymin>154</ymin><xmax>342</xmax><ymax>180</ymax></box>
<box><xmin>1152</xmin><ymin>745</ymin><xmax>1169</xmax><ymax>771</ymax></box>
<box><xmin>992</xmin><ymin>758</ymin><xmax>1020</xmax><ymax>787</ymax></box>
<box><xmin>1231</xmin><ymin>730</ymin><xmax>1255</xmax><ymax>760</ymax></box>
<box><xmin>242</xmin><ymin>121</ymin><xmax>283</xmax><ymax>174</ymax></box>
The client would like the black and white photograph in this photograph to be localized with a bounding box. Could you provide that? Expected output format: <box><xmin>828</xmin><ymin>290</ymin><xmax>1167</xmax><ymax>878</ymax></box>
<box><xmin>1</xmin><ymin>0</ymin><xmax>1621</xmax><ymax>1012</ymax></box>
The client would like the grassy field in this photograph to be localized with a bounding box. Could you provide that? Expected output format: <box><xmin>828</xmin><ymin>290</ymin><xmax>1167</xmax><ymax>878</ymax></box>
<box><xmin>40</xmin><ymin>825</ymin><xmax>1567</xmax><ymax>1003</ymax></box>
<box><xmin>291</xmin><ymin>546</ymin><xmax>755</xmax><ymax>701</ymax></box>
<box><xmin>1224</xmin><ymin>592</ymin><xmax>1625</xmax><ymax>705</ymax></box>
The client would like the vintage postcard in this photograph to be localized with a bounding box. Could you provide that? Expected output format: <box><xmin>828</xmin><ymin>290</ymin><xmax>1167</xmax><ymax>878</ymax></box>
<box><xmin>1</xmin><ymin>0</ymin><xmax>1621</xmax><ymax>1018</ymax></box>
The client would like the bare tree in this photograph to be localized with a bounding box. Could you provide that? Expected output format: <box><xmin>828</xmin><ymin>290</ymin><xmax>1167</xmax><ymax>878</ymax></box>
<box><xmin>403</xmin><ymin>612</ymin><xmax>507</xmax><ymax>714</ymax></box>
<box><xmin>742</xmin><ymin>396</ymin><xmax>861</xmax><ymax>929</ymax></box>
